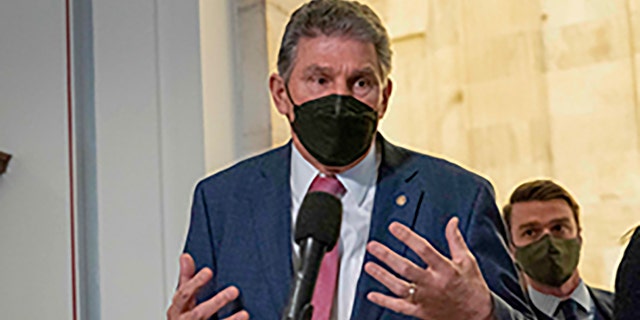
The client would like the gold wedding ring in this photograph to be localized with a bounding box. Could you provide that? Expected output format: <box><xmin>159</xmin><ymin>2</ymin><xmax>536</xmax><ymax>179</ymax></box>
<box><xmin>407</xmin><ymin>282</ymin><xmax>416</xmax><ymax>303</ymax></box>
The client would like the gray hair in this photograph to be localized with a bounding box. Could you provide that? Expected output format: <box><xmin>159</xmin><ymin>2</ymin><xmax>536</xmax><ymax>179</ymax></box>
<box><xmin>277</xmin><ymin>0</ymin><xmax>392</xmax><ymax>83</ymax></box>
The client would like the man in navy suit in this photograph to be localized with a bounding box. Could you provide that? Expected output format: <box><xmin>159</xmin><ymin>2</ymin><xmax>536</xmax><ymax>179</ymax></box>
<box><xmin>615</xmin><ymin>226</ymin><xmax>640</xmax><ymax>320</ymax></box>
<box><xmin>167</xmin><ymin>1</ymin><xmax>534</xmax><ymax>319</ymax></box>
<box><xmin>502</xmin><ymin>180</ymin><xmax>614</xmax><ymax>320</ymax></box>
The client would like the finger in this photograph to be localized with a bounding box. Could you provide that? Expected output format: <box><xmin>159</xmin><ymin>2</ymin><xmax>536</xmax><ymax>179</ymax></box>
<box><xmin>191</xmin><ymin>286</ymin><xmax>241</xmax><ymax>319</ymax></box>
<box><xmin>224</xmin><ymin>310</ymin><xmax>250</xmax><ymax>320</ymax></box>
<box><xmin>445</xmin><ymin>217</ymin><xmax>471</xmax><ymax>263</ymax></box>
<box><xmin>179</xmin><ymin>253</ymin><xmax>196</xmax><ymax>287</ymax></box>
<box><xmin>364</xmin><ymin>261</ymin><xmax>414</xmax><ymax>297</ymax></box>
<box><xmin>171</xmin><ymin>267</ymin><xmax>213</xmax><ymax>312</ymax></box>
<box><xmin>366</xmin><ymin>241</ymin><xmax>425</xmax><ymax>282</ymax></box>
<box><xmin>367</xmin><ymin>291</ymin><xmax>418</xmax><ymax>317</ymax></box>
<box><xmin>389</xmin><ymin>222</ymin><xmax>451</xmax><ymax>271</ymax></box>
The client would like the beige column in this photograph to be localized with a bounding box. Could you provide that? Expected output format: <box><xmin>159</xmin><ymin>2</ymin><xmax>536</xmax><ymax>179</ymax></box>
<box><xmin>201</xmin><ymin>0</ymin><xmax>272</xmax><ymax>175</ymax></box>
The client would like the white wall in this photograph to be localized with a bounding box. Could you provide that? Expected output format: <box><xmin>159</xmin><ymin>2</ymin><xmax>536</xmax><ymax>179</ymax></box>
<box><xmin>201</xmin><ymin>0</ymin><xmax>272</xmax><ymax>175</ymax></box>
<box><xmin>0</xmin><ymin>0</ymin><xmax>74</xmax><ymax>319</ymax></box>
<box><xmin>91</xmin><ymin>0</ymin><xmax>206</xmax><ymax>318</ymax></box>
<box><xmin>92</xmin><ymin>0</ymin><xmax>271</xmax><ymax>318</ymax></box>
<box><xmin>1</xmin><ymin>0</ymin><xmax>272</xmax><ymax>318</ymax></box>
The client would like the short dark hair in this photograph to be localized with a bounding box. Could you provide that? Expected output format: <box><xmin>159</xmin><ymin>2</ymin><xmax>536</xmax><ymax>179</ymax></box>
<box><xmin>277</xmin><ymin>0</ymin><xmax>392</xmax><ymax>82</ymax></box>
<box><xmin>503</xmin><ymin>179</ymin><xmax>581</xmax><ymax>242</ymax></box>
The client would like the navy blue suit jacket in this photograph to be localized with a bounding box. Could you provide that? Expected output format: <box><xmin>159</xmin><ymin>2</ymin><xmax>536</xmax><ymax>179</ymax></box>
<box><xmin>615</xmin><ymin>227</ymin><xmax>640</xmax><ymax>320</ymax></box>
<box><xmin>183</xmin><ymin>136</ymin><xmax>533</xmax><ymax>319</ymax></box>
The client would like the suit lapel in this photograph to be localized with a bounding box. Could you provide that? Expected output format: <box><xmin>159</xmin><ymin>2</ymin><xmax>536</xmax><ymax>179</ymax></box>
<box><xmin>250</xmin><ymin>143</ymin><xmax>293</xmax><ymax>314</ymax></box>
<box><xmin>531</xmin><ymin>305</ymin><xmax>552</xmax><ymax>320</ymax></box>
<box><xmin>351</xmin><ymin>136</ymin><xmax>423</xmax><ymax>319</ymax></box>
<box><xmin>588</xmin><ymin>286</ymin><xmax>614</xmax><ymax>320</ymax></box>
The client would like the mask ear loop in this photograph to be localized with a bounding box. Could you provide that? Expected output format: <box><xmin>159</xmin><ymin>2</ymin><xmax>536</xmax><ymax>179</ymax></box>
<box><xmin>284</xmin><ymin>83</ymin><xmax>298</xmax><ymax>127</ymax></box>
<box><xmin>284</xmin><ymin>83</ymin><xmax>299</xmax><ymax>108</ymax></box>
<box><xmin>284</xmin><ymin>82</ymin><xmax>299</xmax><ymax>128</ymax></box>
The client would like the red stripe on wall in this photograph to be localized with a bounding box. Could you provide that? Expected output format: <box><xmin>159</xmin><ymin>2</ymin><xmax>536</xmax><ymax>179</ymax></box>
<box><xmin>65</xmin><ymin>0</ymin><xmax>79</xmax><ymax>319</ymax></box>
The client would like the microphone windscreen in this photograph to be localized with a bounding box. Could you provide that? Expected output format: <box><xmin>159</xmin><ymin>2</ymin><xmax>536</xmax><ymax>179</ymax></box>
<box><xmin>294</xmin><ymin>191</ymin><xmax>342</xmax><ymax>250</ymax></box>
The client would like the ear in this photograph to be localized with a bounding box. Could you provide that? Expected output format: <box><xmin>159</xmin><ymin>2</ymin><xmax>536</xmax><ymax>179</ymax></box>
<box><xmin>378</xmin><ymin>78</ymin><xmax>393</xmax><ymax>118</ymax></box>
<box><xmin>577</xmin><ymin>226</ymin><xmax>583</xmax><ymax>243</ymax></box>
<box><xmin>269</xmin><ymin>73</ymin><xmax>293</xmax><ymax>119</ymax></box>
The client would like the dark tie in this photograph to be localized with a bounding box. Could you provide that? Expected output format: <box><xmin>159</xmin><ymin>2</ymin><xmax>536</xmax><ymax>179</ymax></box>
<box><xmin>308</xmin><ymin>174</ymin><xmax>346</xmax><ymax>320</ymax></box>
<box><xmin>558</xmin><ymin>299</ymin><xmax>579</xmax><ymax>320</ymax></box>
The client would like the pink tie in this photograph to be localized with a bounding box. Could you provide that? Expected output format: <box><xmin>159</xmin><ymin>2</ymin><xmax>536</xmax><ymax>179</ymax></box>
<box><xmin>308</xmin><ymin>174</ymin><xmax>346</xmax><ymax>320</ymax></box>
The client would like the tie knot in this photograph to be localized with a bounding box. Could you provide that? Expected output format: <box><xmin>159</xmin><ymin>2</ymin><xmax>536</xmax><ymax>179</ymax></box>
<box><xmin>308</xmin><ymin>174</ymin><xmax>346</xmax><ymax>198</ymax></box>
<box><xmin>558</xmin><ymin>299</ymin><xmax>579</xmax><ymax>320</ymax></box>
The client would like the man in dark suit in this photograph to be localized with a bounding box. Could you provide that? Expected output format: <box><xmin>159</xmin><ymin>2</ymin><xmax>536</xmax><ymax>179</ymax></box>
<box><xmin>615</xmin><ymin>226</ymin><xmax>640</xmax><ymax>320</ymax></box>
<box><xmin>167</xmin><ymin>1</ymin><xmax>534</xmax><ymax>319</ymax></box>
<box><xmin>503</xmin><ymin>180</ymin><xmax>614</xmax><ymax>320</ymax></box>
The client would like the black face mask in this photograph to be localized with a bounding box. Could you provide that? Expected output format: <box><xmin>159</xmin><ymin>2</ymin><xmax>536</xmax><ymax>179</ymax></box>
<box><xmin>287</xmin><ymin>90</ymin><xmax>378</xmax><ymax>167</ymax></box>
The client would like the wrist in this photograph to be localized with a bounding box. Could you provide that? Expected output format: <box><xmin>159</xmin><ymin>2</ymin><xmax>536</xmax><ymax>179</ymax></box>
<box><xmin>473</xmin><ymin>290</ymin><xmax>495</xmax><ymax>320</ymax></box>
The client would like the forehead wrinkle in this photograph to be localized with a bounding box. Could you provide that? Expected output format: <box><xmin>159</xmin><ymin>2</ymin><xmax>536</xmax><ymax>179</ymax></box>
<box><xmin>292</xmin><ymin>36</ymin><xmax>384</xmax><ymax>80</ymax></box>
<box><xmin>300</xmin><ymin>63</ymin><xmax>379</xmax><ymax>78</ymax></box>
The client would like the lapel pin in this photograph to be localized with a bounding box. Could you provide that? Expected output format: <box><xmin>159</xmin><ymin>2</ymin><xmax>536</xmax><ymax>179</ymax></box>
<box><xmin>396</xmin><ymin>195</ymin><xmax>407</xmax><ymax>207</ymax></box>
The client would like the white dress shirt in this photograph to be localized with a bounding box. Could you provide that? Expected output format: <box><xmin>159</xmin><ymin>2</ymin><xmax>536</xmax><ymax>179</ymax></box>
<box><xmin>528</xmin><ymin>280</ymin><xmax>596</xmax><ymax>320</ymax></box>
<box><xmin>290</xmin><ymin>143</ymin><xmax>379</xmax><ymax>320</ymax></box>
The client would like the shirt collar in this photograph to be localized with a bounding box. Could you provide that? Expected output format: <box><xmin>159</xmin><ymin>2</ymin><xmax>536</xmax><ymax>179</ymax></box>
<box><xmin>527</xmin><ymin>280</ymin><xmax>594</xmax><ymax>317</ymax></box>
<box><xmin>570</xmin><ymin>280</ymin><xmax>594</xmax><ymax>315</ymax></box>
<box><xmin>291</xmin><ymin>142</ymin><xmax>379</xmax><ymax>206</ymax></box>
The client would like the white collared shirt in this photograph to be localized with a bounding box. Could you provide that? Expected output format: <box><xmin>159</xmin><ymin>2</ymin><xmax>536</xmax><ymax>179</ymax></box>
<box><xmin>290</xmin><ymin>143</ymin><xmax>379</xmax><ymax>320</ymax></box>
<box><xmin>528</xmin><ymin>280</ymin><xmax>596</xmax><ymax>320</ymax></box>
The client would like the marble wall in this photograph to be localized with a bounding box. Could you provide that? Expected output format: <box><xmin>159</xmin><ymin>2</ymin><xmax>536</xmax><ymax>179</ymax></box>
<box><xmin>265</xmin><ymin>0</ymin><xmax>640</xmax><ymax>290</ymax></box>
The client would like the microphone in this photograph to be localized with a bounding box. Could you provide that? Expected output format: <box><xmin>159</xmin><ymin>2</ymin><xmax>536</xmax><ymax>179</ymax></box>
<box><xmin>281</xmin><ymin>191</ymin><xmax>342</xmax><ymax>320</ymax></box>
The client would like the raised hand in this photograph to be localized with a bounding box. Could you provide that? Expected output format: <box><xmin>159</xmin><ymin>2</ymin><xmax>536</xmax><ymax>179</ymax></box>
<box><xmin>364</xmin><ymin>217</ymin><xmax>493</xmax><ymax>320</ymax></box>
<box><xmin>167</xmin><ymin>253</ymin><xmax>249</xmax><ymax>320</ymax></box>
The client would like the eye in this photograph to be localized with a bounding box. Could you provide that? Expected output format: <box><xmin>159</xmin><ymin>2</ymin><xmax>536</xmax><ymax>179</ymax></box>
<box><xmin>522</xmin><ymin>229</ymin><xmax>537</xmax><ymax>238</ymax></box>
<box><xmin>307</xmin><ymin>74</ymin><xmax>329</xmax><ymax>87</ymax></box>
<box><xmin>353</xmin><ymin>77</ymin><xmax>374</xmax><ymax>91</ymax></box>
<box><xmin>551</xmin><ymin>224</ymin><xmax>569</xmax><ymax>235</ymax></box>
<box><xmin>352</xmin><ymin>77</ymin><xmax>375</xmax><ymax>97</ymax></box>
<box><xmin>355</xmin><ymin>78</ymin><xmax>369</xmax><ymax>88</ymax></box>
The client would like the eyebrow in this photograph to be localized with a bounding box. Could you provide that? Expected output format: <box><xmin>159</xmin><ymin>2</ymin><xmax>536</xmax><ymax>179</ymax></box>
<box><xmin>517</xmin><ymin>222</ymin><xmax>539</xmax><ymax>232</ymax></box>
<box><xmin>300</xmin><ymin>64</ymin><xmax>379</xmax><ymax>80</ymax></box>
<box><xmin>301</xmin><ymin>64</ymin><xmax>332</xmax><ymax>78</ymax></box>
<box><xmin>348</xmin><ymin>67</ymin><xmax>380</xmax><ymax>84</ymax></box>
<box><xmin>517</xmin><ymin>217</ymin><xmax>572</xmax><ymax>231</ymax></box>
<box><xmin>349</xmin><ymin>66</ymin><xmax>377</xmax><ymax>78</ymax></box>
<box><xmin>548</xmin><ymin>217</ymin><xmax>572</xmax><ymax>225</ymax></box>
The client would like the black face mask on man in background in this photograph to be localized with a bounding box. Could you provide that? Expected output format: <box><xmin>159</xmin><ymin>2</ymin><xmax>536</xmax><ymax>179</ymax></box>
<box><xmin>287</xmin><ymin>88</ymin><xmax>378</xmax><ymax>167</ymax></box>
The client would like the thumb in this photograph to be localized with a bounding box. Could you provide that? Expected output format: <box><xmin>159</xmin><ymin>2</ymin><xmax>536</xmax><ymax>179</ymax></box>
<box><xmin>445</xmin><ymin>217</ymin><xmax>470</xmax><ymax>262</ymax></box>
<box><xmin>179</xmin><ymin>253</ymin><xmax>196</xmax><ymax>286</ymax></box>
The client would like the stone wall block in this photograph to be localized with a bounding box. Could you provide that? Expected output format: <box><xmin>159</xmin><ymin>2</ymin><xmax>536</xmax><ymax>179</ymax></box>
<box><xmin>466</xmin><ymin>76</ymin><xmax>546</xmax><ymax>128</ymax></box>
<box><xmin>540</xmin><ymin>0</ymin><xmax>626</xmax><ymax>28</ymax></box>
<box><xmin>545</xmin><ymin>60</ymin><xmax>636</xmax><ymax>116</ymax></box>
<box><xmin>543</xmin><ymin>16</ymin><xmax>631</xmax><ymax>72</ymax></box>
<box><xmin>462</xmin><ymin>0</ymin><xmax>542</xmax><ymax>41</ymax></box>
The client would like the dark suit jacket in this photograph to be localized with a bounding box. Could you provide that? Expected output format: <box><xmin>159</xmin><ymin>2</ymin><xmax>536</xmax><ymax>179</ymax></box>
<box><xmin>530</xmin><ymin>286</ymin><xmax>614</xmax><ymax>320</ymax></box>
<box><xmin>615</xmin><ymin>227</ymin><xmax>640</xmax><ymax>320</ymax></box>
<box><xmin>183</xmin><ymin>136</ymin><xmax>533</xmax><ymax>319</ymax></box>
